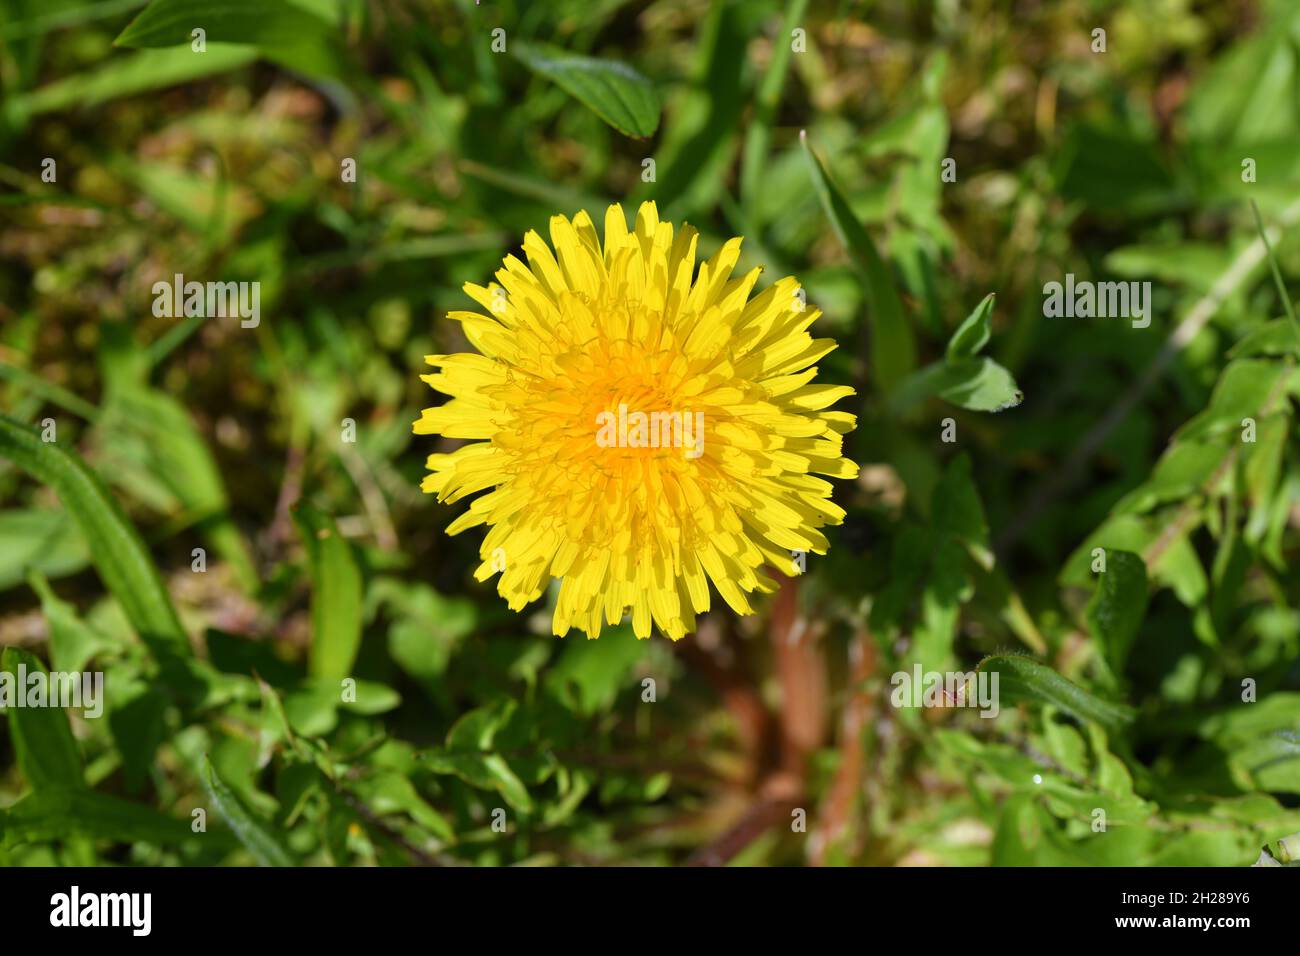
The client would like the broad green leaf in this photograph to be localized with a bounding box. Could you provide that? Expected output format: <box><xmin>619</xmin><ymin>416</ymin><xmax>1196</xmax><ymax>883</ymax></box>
<box><xmin>1229</xmin><ymin>318</ymin><xmax>1300</xmax><ymax>359</ymax></box>
<box><xmin>1199</xmin><ymin>692</ymin><xmax>1300</xmax><ymax>744</ymax></box>
<box><xmin>0</xmin><ymin>648</ymin><xmax>85</xmax><ymax>793</ymax></box>
<box><xmin>293</xmin><ymin>505</ymin><xmax>363</xmax><ymax>681</ymax></box>
<box><xmin>801</xmin><ymin>134</ymin><xmax>916</xmax><ymax>392</ymax></box>
<box><xmin>869</xmin><ymin>524</ymin><xmax>931</xmax><ymax>634</ymax></box>
<box><xmin>421</xmin><ymin>751</ymin><xmax>534</xmax><ymax>813</ymax></box>
<box><xmin>0</xmin><ymin>509</ymin><xmax>89</xmax><ymax>590</ymax></box>
<box><xmin>447</xmin><ymin>700</ymin><xmax>517</xmax><ymax>752</ymax></box>
<box><xmin>1149</xmin><ymin>829</ymin><xmax>1262</xmax><ymax>867</ymax></box>
<box><xmin>1185</xmin><ymin>19</ymin><xmax>1300</xmax><ymax>143</ymax></box>
<box><xmin>108</xmin><ymin>678</ymin><xmax>169</xmax><ymax>793</ymax></box>
<box><xmin>1177</xmin><ymin>359</ymin><xmax>1287</xmax><ymax>441</ymax></box>
<box><xmin>421</xmin><ymin>700</ymin><xmax>533</xmax><ymax>811</ymax></box>
<box><xmin>1230</xmin><ymin>733</ymin><xmax>1300</xmax><ymax>794</ymax></box>
<box><xmin>513</xmin><ymin>41</ymin><xmax>660</xmax><ymax>139</ymax></box>
<box><xmin>894</xmin><ymin>357</ymin><xmax>1023</xmax><ymax>413</ymax></box>
<box><xmin>912</xmin><ymin>535</ymin><xmax>969</xmax><ymax>672</ymax></box>
<box><xmin>340</xmin><ymin>680</ymin><xmax>401</xmax><ymax>715</ymax></box>
<box><xmin>201</xmin><ymin>756</ymin><xmax>295</xmax><ymax>866</ymax></box>
<box><xmin>946</xmin><ymin>293</ymin><xmax>995</xmax><ymax>360</ymax></box>
<box><xmin>116</xmin><ymin>0</ymin><xmax>347</xmax><ymax>79</ymax></box>
<box><xmin>1112</xmin><ymin>440</ymin><xmax>1227</xmax><ymax>514</ymax></box>
<box><xmin>991</xmin><ymin>795</ymin><xmax>1087</xmax><ymax>866</ymax></box>
<box><xmin>27</xmin><ymin>571</ymin><xmax>115</xmax><ymax>674</ymax></box>
<box><xmin>931</xmin><ymin>454</ymin><xmax>990</xmax><ymax>555</ymax></box>
<box><xmin>0</xmin><ymin>416</ymin><xmax>189</xmax><ymax>659</ymax></box>
<box><xmin>1085</xmin><ymin>550</ymin><xmax>1149</xmax><ymax>675</ymax></box>
<box><xmin>978</xmin><ymin>654</ymin><xmax>1135</xmax><ymax>731</ymax></box>
<box><xmin>933</xmin><ymin>358</ymin><xmax>1022</xmax><ymax>412</ymax></box>
<box><xmin>350</xmin><ymin>771</ymin><xmax>454</xmax><ymax>843</ymax></box>
<box><xmin>281</xmin><ymin>677</ymin><xmax>398</xmax><ymax>736</ymax></box>
<box><xmin>371</xmin><ymin>578</ymin><xmax>477</xmax><ymax>682</ymax></box>
<box><xmin>1060</xmin><ymin>514</ymin><xmax>1209</xmax><ymax>608</ymax></box>
<box><xmin>544</xmin><ymin>625</ymin><xmax>647</xmax><ymax>717</ymax></box>
<box><xmin>937</xmin><ymin>729</ymin><xmax>1154</xmax><ymax>828</ymax></box>
<box><xmin>282</xmin><ymin>683</ymin><xmax>339</xmax><ymax>737</ymax></box>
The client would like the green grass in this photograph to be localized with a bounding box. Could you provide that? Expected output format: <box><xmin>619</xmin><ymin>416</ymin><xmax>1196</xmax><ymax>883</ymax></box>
<box><xmin>2</xmin><ymin>0</ymin><xmax>1300</xmax><ymax>867</ymax></box>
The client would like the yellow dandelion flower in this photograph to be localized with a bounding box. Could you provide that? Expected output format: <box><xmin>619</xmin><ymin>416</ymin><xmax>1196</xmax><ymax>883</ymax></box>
<box><xmin>414</xmin><ymin>201</ymin><xmax>858</xmax><ymax>640</ymax></box>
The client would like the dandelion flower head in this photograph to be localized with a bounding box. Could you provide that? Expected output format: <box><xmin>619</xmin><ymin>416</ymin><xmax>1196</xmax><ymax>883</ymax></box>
<box><xmin>415</xmin><ymin>202</ymin><xmax>858</xmax><ymax>640</ymax></box>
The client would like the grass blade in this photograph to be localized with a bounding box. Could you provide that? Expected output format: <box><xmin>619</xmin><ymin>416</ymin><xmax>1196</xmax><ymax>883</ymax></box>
<box><xmin>115</xmin><ymin>0</ymin><xmax>347</xmax><ymax>79</ymax></box>
<box><xmin>1249</xmin><ymin>198</ymin><xmax>1300</xmax><ymax>355</ymax></box>
<box><xmin>0</xmin><ymin>647</ymin><xmax>85</xmax><ymax>793</ymax></box>
<box><xmin>0</xmin><ymin>416</ymin><xmax>189</xmax><ymax>659</ymax></box>
<box><xmin>201</xmin><ymin>756</ymin><xmax>295</xmax><ymax>866</ymax></box>
<box><xmin>293</xmin><ymin>504</ymin><xmax>363</xmax><ymax>680</ymax></box>
<box><xmin>0</xmin><ymin>789</ymin><xmax>205</xmax><ymax>848</ymax></box>
<box><xmin>740</xmin><ymin>0</ymin><xmax>810</xmax><ymax>211</ymax></box>
<box><xmin>3</xmin><ymin>47</ymin><xmax>256</xmax><ymax>124</ymax></box>
<box><xmin>978</xmin><ymin>654</ymin><xmax>1135</xmax><ymax>731</ymax></box>
<box><xmin>801</xmin><ymin>132</ymin><xmax>917</xmax><ymax>393</ymax></box>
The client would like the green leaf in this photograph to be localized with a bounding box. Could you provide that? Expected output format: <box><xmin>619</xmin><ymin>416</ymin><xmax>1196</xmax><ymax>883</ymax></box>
<box><xmin>934</xmin><ymin>358</ymin><xmax>1022</xmax><ymax>412</ymax></box>
<box><xmin>513</xmin><ymin>41</ymin><xmax>660</xmax><ymax>139</ymax></box>
<box><xmin>1113</xmin><ymin>440</ymin><xmax>1228</xmax><ymax>515</ymax></box>
<box><xmin>801</xmin><ymin>133</ymin><xmax>917</xmax><ymax>392</ymax></box>
<box><xmin>1085</xmin><ymin>550</ymin><xmax>1149</xmax><ymax>675</ymax></box>
<box><xmin>418</xmin><ymin>701</ymin><xmax>534</xmax><ymax>812</ymax></box>
<box><xmin>932</xmin><ymin>454</ymin><xmax>990</xmax><ymax>554</ymax></box>
<box><xmin>894</xmin><ymin>357</ymin><xmax>1023</xmax><ymax>413</ymax></box>
<box><xmin>101</xmin><ymin>383</ymin><xmax>256</xmax><ymax>591</ymax></box>
<box><xmin>0</xmin><ymin>648</ymin><xmax>85</xmax><ymax>793</ymax></box>
<box><xmin>27</xmin><ymin>571</ymin><xmax>115</xmax><ymax>674</ymax></box>
<box><xmin>1229</xmin><ymin>318</ymin><xmax>1300</xmax><ymax>359</ymax></box>
<box><xmin>946</xmin><ymin>293</ymin><xmax>996</xmax><ymax>360</ymax></box>
<box><xmin>1176</xmin><ymin>359</ymin><xmax>1287</xmax><ymax>441</ymax></box>
<box><xmin>109</xmin><ymin>679</ymin><xmax>169</xmax><ymax>793</ymax></box>
<box><xmin>447</xmin><ymin>700</ymin><xmax>517</xmax><ymax>752</ymax></box>
<box><xmin>421</xmin><ymin>751</ymin><xmax>534</xmax><ymax>813</ymax></box>
<box><xmin>350</xmin><ymin>771</ymin><xmax>454</xmax><ymax>843</ymax></box>
<box><xmin>1244</xmin><ymin>413</ymin><xmax>1289</xmax><ymax>542</ymax></box>
<box><xmin>281</xmin><ymin>677</ymin><xmax>397</xmax><ymax>736</ymax></box>
<box><xmin>201</xmin><ymin>756</ymin><xmax>295</xmax><ymax>866</ymax></box>
<box><xmin>373</xmin><ymin>579</ymin><xmax>477</xmax><ymax>683</ymax></box>
<box><xmin>544</xmin><ymin>625</ymin><xmax>647</xmax><ymax>717</ymax></box>
<box><xmin>3</xmin><ymin>46</ymin><xmax>256</xmax><ymax>124</ymax></box>
<box><xmin>339</xmin><ymin>680</ymin><xmax>401</xmax><ymax>715</ymax></box>
<box><xmin>978</xmin><ymin>654</ymin><xmax>1135</xmax><ymax>731</ymax></box>
<box><xmin>0</xmin><ymin>416</ymin><xmax>189</xmax><ymax>660</ymax></box>
<box><xmin>0</xmin><ymin>789</ymin><xmax>203</xmax><ymax>848</ymax></box>
<box><xmin>293</xmin><ymin>505</ymin><xmax>363</xmax><ymax>681</ymax></box>
<box><xmin>115</xmin><ymin>0</ymin><xmax>347</xmax><ymax>79</ymax></box>
<box><xmin>0</xmin><ymin>509</ymin><xmax>89</xmax><ymax>591</ymax></box>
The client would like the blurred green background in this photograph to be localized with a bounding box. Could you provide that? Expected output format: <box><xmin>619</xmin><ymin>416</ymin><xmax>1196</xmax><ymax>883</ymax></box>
<box><xmin>1</xmin><ymin>0</ymin><xmax>1299</xmax><ymax>866</ymax></box>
